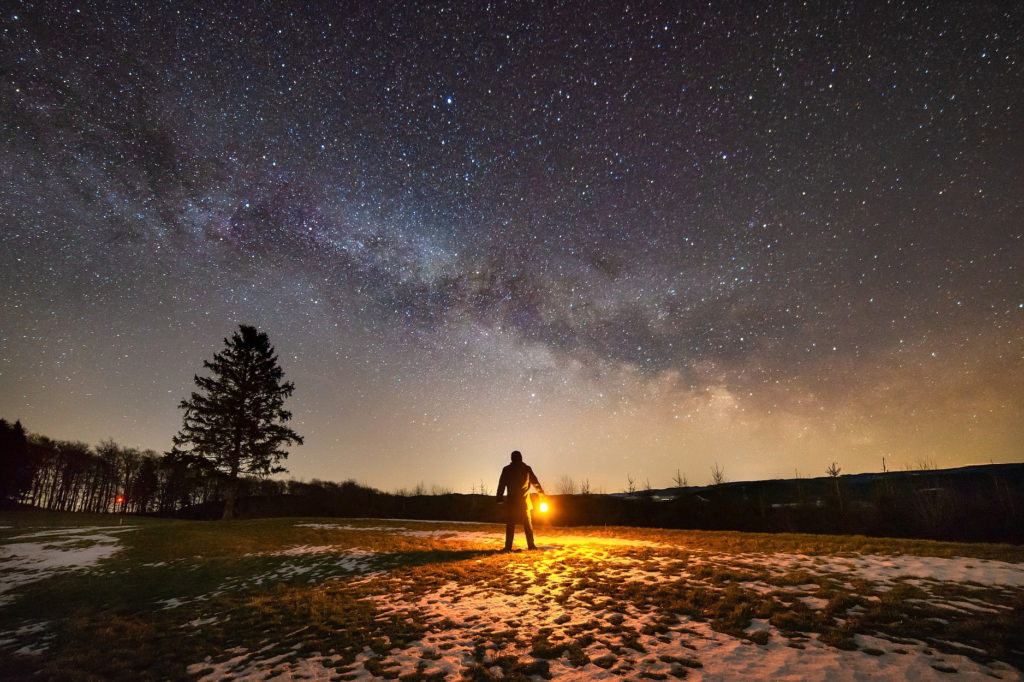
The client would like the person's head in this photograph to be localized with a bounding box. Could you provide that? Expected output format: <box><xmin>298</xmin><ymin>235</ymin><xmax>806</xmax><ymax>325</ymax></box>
<box><xmin>510</xmin><ymin>450</ymin><xmax>523</xmax><ymax>463</ymax></box>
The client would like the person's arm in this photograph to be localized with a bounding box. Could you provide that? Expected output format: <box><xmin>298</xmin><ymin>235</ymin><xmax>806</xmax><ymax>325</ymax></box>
<box><xmin>528</xmin><ymin>467</ymin><xmax>544</xmax><ymax>496</ymax></box>
<box><xmin>496</xmin><ymin>470</ymin><xmax>507</xmax><ymax>502</ymax></box>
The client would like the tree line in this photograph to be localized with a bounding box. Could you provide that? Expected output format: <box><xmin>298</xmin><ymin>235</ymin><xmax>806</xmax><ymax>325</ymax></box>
<box><xmin>0</xmin><ymin>417</ymin><xmax>443</xmax><ymax>519</ymax></box>
<box><xmin>0</xmin><ymin>418</ymin><xmax>250</xmax><ymax>514</ymax></box>
<box><xmin>2</xmin><ymin>325</ymin><xmax>333</xmax><ymax>518</ymax></box>
<box><xmin>4</xmin><ymin>416</ymin><xmax>1022</xmax><ymax>543</ymax></box>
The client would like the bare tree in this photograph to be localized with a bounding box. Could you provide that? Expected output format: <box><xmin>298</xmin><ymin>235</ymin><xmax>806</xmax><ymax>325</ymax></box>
<box><xmin>579</xmin><ymin>478</ymin><xmax>591</xmax><ymax>495</ymax></box>
<box><xmin>826</xmin><ymin>462</ymin><xmax>844</xmax><ymax>512</ymax></box>
<box><xmin>626</xmin><ymin>474</ymin><xmax>636</xmax><ymax>494</ymax></box>
<box><xmin>672</xmin><ymin>469</ymin><xmax>688</xmax><ymax>488</ymax></box>
<box><xmin>710</xmin><ymin>462</ymin><xmax>726</xmax><ymax>486</ymax></box>
<box><xmin>909</xmin><ymin>458</ymin><xmax>937</xmax><ymax>471</ymax></box>
<box><xmin>556</xmin><ymin>475</ymin><xmax>579</xmax><ymax>495</ymax></box>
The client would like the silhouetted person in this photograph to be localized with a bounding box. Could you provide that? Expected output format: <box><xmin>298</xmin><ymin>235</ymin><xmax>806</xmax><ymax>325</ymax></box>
<box><xmin>496</xmin><ymin>450</ymin><xmax>545</xmax><ymax>551</ymax></box>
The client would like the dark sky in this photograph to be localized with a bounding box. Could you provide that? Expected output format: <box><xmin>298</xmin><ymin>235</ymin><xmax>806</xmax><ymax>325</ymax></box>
<box><xmin>2</xmin><ymin>1</ymin><xmax>1022</xmax><ymax>492</ymax></box>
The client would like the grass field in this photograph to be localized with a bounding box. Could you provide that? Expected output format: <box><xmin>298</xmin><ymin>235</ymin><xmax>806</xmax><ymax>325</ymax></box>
<box><xmin>2</xmin><ymin>511</ymin><xmax>1023</xmax><ymax>680</ymax></box>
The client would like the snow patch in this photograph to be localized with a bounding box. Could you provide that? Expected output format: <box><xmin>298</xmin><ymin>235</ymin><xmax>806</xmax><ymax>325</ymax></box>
<box><xmin>0</xmin><ymin>526</ymin><xmax>136</xmax><ymax>604</ymax></box>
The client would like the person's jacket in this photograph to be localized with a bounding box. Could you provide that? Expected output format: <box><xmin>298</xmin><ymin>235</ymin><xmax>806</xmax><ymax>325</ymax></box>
<box><xmin>496</xmin><ymin>461</ymin><xmax>544</xmax><ymax>510</ymax></box>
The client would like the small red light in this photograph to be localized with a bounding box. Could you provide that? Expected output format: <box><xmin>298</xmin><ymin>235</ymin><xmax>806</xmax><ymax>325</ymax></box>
<box><xmin>116</xmin><ymin>496</ymin><xmax>124</xmax><ymax>504</ymax></box>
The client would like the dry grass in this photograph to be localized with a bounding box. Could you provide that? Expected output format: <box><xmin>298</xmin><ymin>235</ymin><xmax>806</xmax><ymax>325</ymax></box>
<box><xmin>1</xmin><ymin>512</ymin><xmax>1023</xmax><ymax>679</ymax></box>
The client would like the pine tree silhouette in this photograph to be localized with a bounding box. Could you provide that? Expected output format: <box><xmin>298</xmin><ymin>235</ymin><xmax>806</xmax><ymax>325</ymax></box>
<box><xmin>172</xmin><ymin>325</ymin><xmax>302</xmax><ymax>519</ymax></box>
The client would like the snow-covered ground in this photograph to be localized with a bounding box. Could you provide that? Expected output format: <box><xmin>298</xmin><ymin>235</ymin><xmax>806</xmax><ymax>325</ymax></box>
<box><xmin>0</xmin><ymin>526</ymin><xmax>137</xmax><ymax>606</ymax></box>
<box><xmin>2</xmin><ymin>520</ymin><xmax>1021</xmax><ymax>680</ymax></box>
<box><xmin>190</xmin><ymin>524</ymin><xmax>1024</xmax><ymax>681</ymax></box>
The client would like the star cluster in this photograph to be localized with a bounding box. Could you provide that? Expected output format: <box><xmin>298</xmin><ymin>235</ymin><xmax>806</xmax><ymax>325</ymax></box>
<box><xmin>2</xmin><ymin>1</ymin><xmax>1022</xmax><ymax>491</ymax></box>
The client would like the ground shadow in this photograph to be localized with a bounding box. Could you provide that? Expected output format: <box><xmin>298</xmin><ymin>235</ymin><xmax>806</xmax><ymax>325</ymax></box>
<box><xmin>375</xmin><ymin>548</ymin><xmax>504</xmax><ymax>571</ymax></box>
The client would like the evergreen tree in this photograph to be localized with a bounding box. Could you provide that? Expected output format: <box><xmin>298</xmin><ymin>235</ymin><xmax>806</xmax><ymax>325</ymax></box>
<box><xmin>172</xmin><ymin>325</ymin><xmax>302</xmax><ymax>519</ymax></box>
<box><xmin>0</xmin><ymin>419</ymin><xmax>31</xmax><ymax>507</ymax></box>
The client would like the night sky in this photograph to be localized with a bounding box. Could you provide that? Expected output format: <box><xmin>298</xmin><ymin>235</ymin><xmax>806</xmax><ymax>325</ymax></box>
<box><xmin>2</xmin><ymin>1</ymin><xmax>1022</xmax><ymax>493</ymax></box>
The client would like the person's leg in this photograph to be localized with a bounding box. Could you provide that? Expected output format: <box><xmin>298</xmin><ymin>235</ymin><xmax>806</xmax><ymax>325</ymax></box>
<box><xmin>523</xmin><ymin>508</ymin><xmax>537</xmax><ymax>550</ymax></box>
<box><xmin>504</xmin><ymin>506</ymin><xmax>516</xmax><ymax>550</ymax></box>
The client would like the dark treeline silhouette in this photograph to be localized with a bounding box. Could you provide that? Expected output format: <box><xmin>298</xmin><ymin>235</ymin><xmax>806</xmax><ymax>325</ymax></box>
<box><xmin>148</xmin><ymin>465</ymin><xmax>1024</xmax><ymax>546</ymax></box>
<box><xmin>170</xmin><ymin>463</ymin><xmax>1024</xmax><ymax>544</ymax></box>
<box><xmin>177</xmin><ymin>482</ymin><xmax>508</xmax><ymax>524</ymax></box>
<box><xmin>604</xmin><ymin>464</ymin><xmax>1024</xmax><ymax>544</ymax></box>
<box><xmin>0</xmin><ymin>419</ymin><xmax>251</xmax><ymax>515</ymax></box>
<box><xmin>3</xmin><ymin>420</ymin><xmax>1022</xmax><ymax>543</ymax></box>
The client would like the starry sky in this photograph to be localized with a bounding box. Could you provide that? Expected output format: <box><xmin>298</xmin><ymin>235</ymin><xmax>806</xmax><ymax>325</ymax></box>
<box><xmin>2</xmin><ymin>1</ymin><xmax>1022</xmax><ymax>494</ymax></box>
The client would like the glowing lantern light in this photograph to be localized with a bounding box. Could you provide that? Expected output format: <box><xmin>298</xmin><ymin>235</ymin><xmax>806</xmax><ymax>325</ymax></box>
<box><xmin>539</xmin><ymin>501</ymin><xmax>549</xmax><ymax>513</ymax></box>
<box><xmin>116</xmin><ymin>495</ymin><xmax>124</xmax><ymax>505</ymax></box>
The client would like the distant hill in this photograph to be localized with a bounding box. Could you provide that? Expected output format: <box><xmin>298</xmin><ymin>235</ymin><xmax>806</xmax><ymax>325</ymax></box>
<box><xmin>614</xmin><ymin>462</ymin><xmax>1024</xmax><ymax>502</ymax></box>
<box><xmin>212</xmin><ymin>462</ymin><xmax>1024</xmax><ymax>544</ymax></box>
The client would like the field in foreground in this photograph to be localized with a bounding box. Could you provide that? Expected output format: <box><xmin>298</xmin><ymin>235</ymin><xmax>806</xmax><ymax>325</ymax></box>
<box><xmin>1</xmin><ymin>512</ymin><xmax>1023</xmax><ymax>680</ymax></box>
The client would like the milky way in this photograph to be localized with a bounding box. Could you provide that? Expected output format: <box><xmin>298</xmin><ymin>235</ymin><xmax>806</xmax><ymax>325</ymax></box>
<box><xmin>2</xmin><ymin>1</ymin><xmax>1022</xmax><ymax>491</ymax></box>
